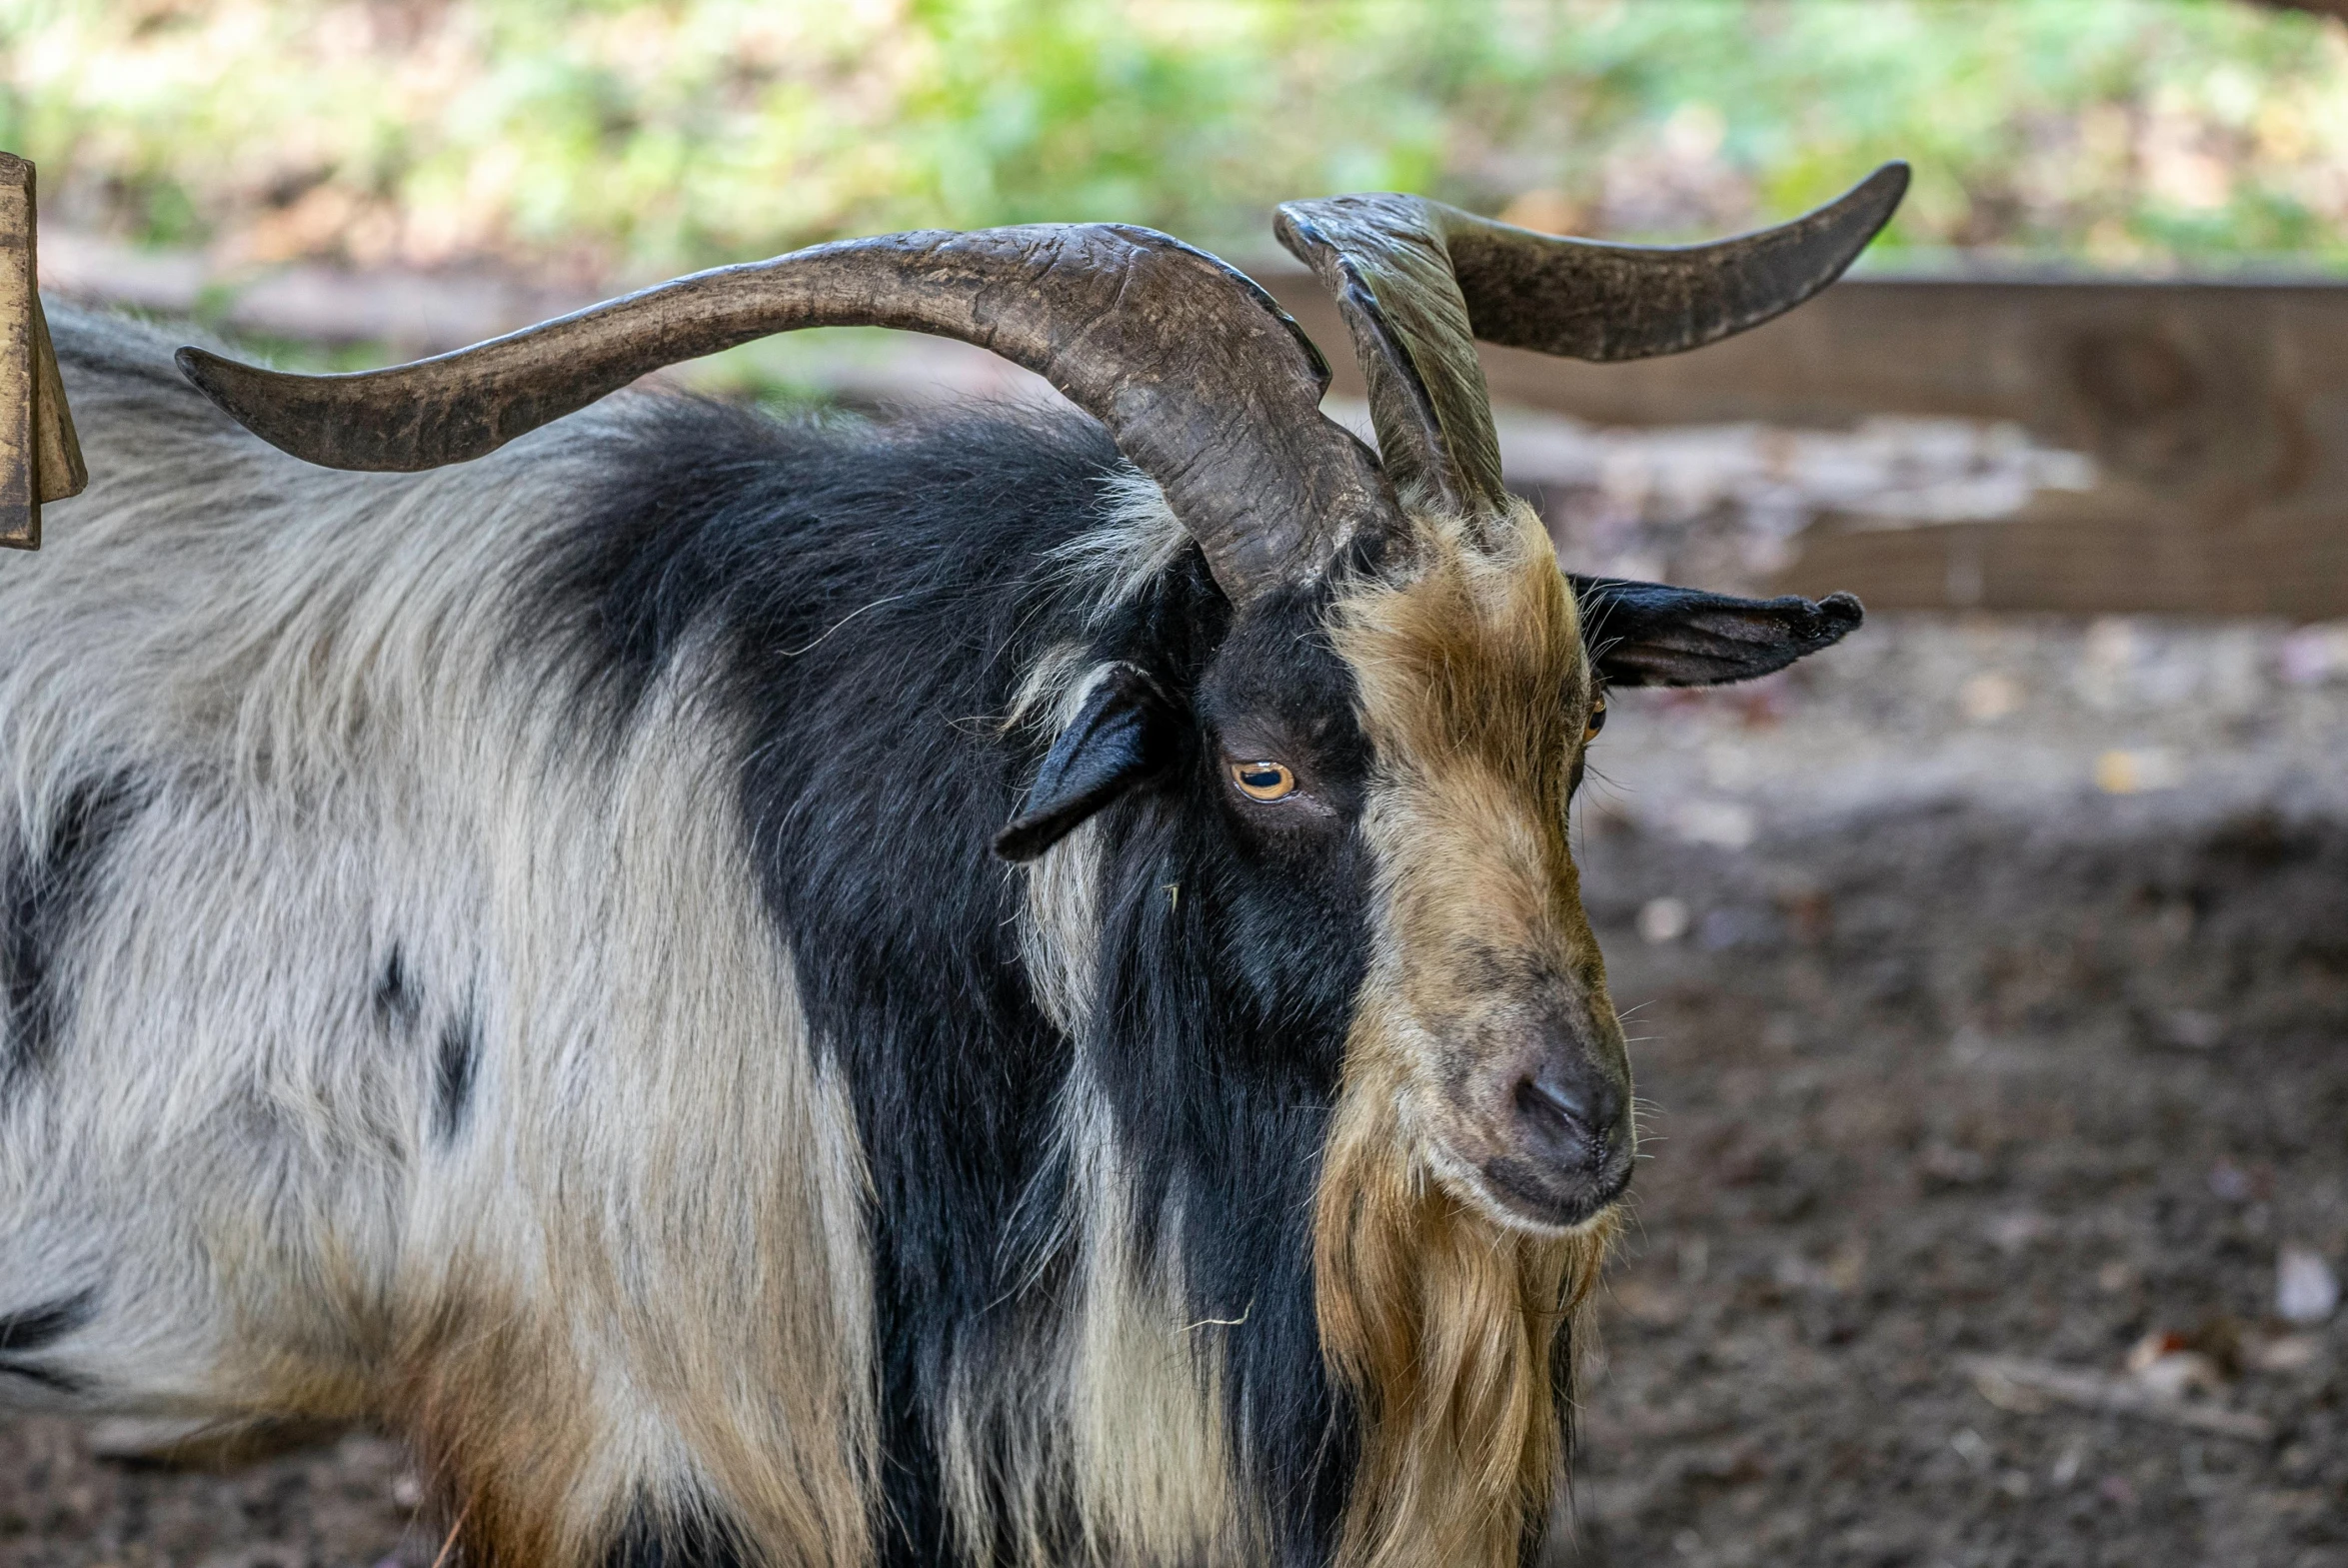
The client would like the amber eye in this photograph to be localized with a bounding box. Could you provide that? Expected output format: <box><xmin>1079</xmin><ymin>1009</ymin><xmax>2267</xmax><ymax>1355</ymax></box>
<box><xmin>1583</xmin><ymin>695</ymin><xmax>1607</xmax><ymax>743</ymax></box>
<box><xmin>1229</xmin><ymin>761</ymin><xmax>1296</xmax><ymax>801</ymax></box>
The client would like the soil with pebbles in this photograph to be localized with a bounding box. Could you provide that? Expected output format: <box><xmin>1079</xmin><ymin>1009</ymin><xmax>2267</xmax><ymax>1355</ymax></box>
<box><xmin>1560</xmin><ymin>613</ymin><xmax>2348</xmax><ymax>1568</ymax></box>
<box><xmin>5</xmin><ymin>613</ymin><xmax>2346</xmax><ymax>1568</ymax></box>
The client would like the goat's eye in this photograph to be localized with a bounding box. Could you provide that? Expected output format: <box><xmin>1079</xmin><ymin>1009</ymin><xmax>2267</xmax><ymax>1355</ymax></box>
<box><xmin>1229</xmin><ymin>762</ymin><xmax>1295</xmax><ymax>801</ymax></box>
<box><xmin>1583</xmin><ymin>695</ymin><xmax>1607</xmax><ymax>743</ymax></box>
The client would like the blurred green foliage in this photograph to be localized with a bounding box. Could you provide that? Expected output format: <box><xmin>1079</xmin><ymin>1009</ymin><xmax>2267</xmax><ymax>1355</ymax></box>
<box><xmin>4</xmin><ymin>0</ymin><xmax>2345</xmax><ymax>277</ymax></box>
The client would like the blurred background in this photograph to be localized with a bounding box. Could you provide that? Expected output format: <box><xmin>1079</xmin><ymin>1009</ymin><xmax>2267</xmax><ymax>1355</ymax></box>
<box><xmin>6</xmin><ymin>2</ymin><xmax>2348</xmax><ymax>1565</ymax></box>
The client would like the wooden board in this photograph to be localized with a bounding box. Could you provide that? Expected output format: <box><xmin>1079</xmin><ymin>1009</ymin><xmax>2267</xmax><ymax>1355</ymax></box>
<box><xmin>0</xmin><ymin>152</ymin><xmax>87</xmax><ymax>552</ymax></box>
<box><xmin>1263</xmin><ymin>270</ymin><xmax>2348</xmax><ymax>618</ymax></box>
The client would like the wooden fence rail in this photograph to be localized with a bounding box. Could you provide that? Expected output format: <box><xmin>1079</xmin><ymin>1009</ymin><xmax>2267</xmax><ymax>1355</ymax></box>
<box><xmin>1266</xmin><ymin>271</ymin><xmax>2348</xmax><ymax>619</ymax></box>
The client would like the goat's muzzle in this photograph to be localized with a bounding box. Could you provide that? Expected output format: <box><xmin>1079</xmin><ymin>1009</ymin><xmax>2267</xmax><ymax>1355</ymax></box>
<box><xmin>1435</xmin><ymin>1013</ymin><xmax>1635</xmax><ymax>1234</ymax></box>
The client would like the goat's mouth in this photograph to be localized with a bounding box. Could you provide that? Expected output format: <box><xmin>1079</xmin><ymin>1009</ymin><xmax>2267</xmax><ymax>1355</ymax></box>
<box><xmin>1482</xmin><ymin>1148</ymin><xmax>1634</xmax><ymax>1232</ymax></box>
<box><xmin>1423</xmin><ymin>1135</ymin><xmax>1634</xmax><ymax>1235</ymax></box>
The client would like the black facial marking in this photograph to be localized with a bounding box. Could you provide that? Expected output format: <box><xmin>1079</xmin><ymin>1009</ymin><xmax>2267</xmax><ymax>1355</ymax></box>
<box><xmin>534</xmin><ymin>400</ymin><xmax>1377</xmax><ymax>1565</ymax></box>
<box><xmin>3</xmin><ymin>777</ymin><xmax>139</xmax><ymax>1085</ymax></box>
<box><xmin>434</xmin><ymin>1009</ymin><xmax>479</xmax><ymax>1143</ymax></box>
<box><xmin>0</xmin><ymin>1288</ymin><xmax>98</xmax><ymax>1395</ymax></box>
<box><xmin>1084</xmin><ymin>737</ymin><xmax>1367</xmax><ymax>1564</ymax></box>
<box><xmin>600</xmin><ymin>1490</ymin><xmax>752</xmax><ymax>1568</ymax></box>
<box><xmin>1055</xmin><ymin>583</ymin><xmax>1374</xmax><ymax>1564</ymax></box>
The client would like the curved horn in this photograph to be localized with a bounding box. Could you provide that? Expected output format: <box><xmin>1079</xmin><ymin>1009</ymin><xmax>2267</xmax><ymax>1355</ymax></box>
<box><xmin>176</xmin><ymin>225</ymin><xmax>1396</xmax><ymax>607</ymax></box>
<box><xmin>1273</xmin><ymin>197</ymin><xmax>1493</xmax><ymax>513</ymax></box>
<box><xmin>1276</xmin><ymin>162</ymin><xmax>1909</xmax><ymax>511</ymax></box>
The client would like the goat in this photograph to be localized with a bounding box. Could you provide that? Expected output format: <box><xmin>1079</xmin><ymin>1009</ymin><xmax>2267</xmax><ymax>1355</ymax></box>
<box><xmin>0</xmin><ymin>164</ymin><xmax>1903</xmax><ymax>1568</ymax></box>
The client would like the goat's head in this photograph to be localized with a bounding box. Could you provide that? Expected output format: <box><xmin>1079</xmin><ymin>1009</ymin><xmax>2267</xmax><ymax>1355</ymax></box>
<box><xmin>975</xmin><ymin>173</ymin><xmax>1894</xmax><ymax>1246</ymax></box>
<box><xmin>175</xmin><ymin>164</ymin><xmax>1901</xmax><ymax>1562</ymax></box>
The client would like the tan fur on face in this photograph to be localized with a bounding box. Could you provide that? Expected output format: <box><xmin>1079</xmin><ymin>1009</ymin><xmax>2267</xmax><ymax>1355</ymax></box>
<box><xmin>1319</xmin><ymin>502</ymin><xmax>1622</xmax><ymax>1568</ymax></box>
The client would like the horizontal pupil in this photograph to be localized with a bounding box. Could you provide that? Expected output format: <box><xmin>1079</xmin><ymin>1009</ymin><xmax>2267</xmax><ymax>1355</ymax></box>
<box><xmin>1241</xmin><ymin>768</ymin><xmax>1281</xmax><ymax>785</ymax></box>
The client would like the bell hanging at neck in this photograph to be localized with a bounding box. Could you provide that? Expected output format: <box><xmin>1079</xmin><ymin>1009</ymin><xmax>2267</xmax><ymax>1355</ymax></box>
<box><xmin>1</xmin><ymin>151</ymin><xmax>86</xmax><ymax>551</ymax></box>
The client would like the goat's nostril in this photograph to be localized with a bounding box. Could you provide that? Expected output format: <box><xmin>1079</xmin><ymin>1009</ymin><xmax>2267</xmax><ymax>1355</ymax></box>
<box><xmin>1517</xmin><ymin>1072</ymin><xmax>1590</xmax><ymax>1131</ymax></box>
<box><xmin>1514</xmin><ymin>1066</ymin><xmax>1627</xmax><ymax>1161</ymax></box>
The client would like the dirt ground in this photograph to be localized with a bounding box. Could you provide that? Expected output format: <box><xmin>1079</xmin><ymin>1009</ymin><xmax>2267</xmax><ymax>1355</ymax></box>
<box><xmin>4</xmin><ymin>612</ymin><xmax>2345</xmax><ymax>1567</ymax></box>
<box><xmin>1558</xmin><ymin>612</ymin><xmax>2348</xmax><ymax>1568</ymax></box>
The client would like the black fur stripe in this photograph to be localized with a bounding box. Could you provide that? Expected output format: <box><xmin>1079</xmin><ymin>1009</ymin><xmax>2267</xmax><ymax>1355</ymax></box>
<box><xmin>3</xmin><ymin>778</ymin><xmax>139</xmax><ymax>1084</ymax></box>
<box><xmin>534</xmin><ymin>398</ymin><xmax>1375</xmax><ymax>1564</ymax></box>
<box><xmin>433</xmin><ymin>1009</ymin><xmax>479</xmax><ymax>1143</ymax></box>
<box><xmin>0</xmin><ymin>1288</ymin><xmax>98</xmax><ymax>1394</ymax></box>
<box><xmin>530</xmin><ymin>402</ymin><xmax>1138</xmax><ymax>1564</ymax></box>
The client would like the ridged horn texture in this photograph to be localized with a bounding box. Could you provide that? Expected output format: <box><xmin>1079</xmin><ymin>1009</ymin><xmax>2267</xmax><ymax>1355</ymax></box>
<box><xmin>1274</xmin><ymin>161</ymin><xmax>1910</xmax><ymax>512</ymax></box>
<box><xmin>175</xmin><ymin>225</ymin><xmax>1398</xmax><ymax>606</ymax></box>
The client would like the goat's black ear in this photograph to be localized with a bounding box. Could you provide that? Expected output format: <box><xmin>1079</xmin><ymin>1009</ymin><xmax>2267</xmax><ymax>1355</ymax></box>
<box><xmin>995</xmin><ymin>665</ymin><xmax>1177</xmax><ymax>862</ymax></box>
<box><xmin>1569</xmin><ymin>576</ymin><xmax>1864</xmax><ymax>688</ymax></box>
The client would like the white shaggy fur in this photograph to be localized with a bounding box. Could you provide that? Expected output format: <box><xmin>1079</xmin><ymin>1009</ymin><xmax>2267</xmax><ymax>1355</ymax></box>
<box><xmin>0</xmin><ymin>311</ymin><xmax>874</xmax><ymax>1564</ymax></box>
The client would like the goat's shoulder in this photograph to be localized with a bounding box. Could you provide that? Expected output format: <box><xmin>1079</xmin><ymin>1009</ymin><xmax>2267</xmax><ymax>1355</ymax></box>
<box><xmin>530</xmin><ymin>394</ymin><xmax>1143</xmax><ymax>661</ymax></box>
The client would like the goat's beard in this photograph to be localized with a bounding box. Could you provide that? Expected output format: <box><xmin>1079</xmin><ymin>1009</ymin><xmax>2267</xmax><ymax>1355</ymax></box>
<box><xmin>1313</xmin><ymin>1049</ymin><xmax>1615</xmax><ymax>1568</ymax></box>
